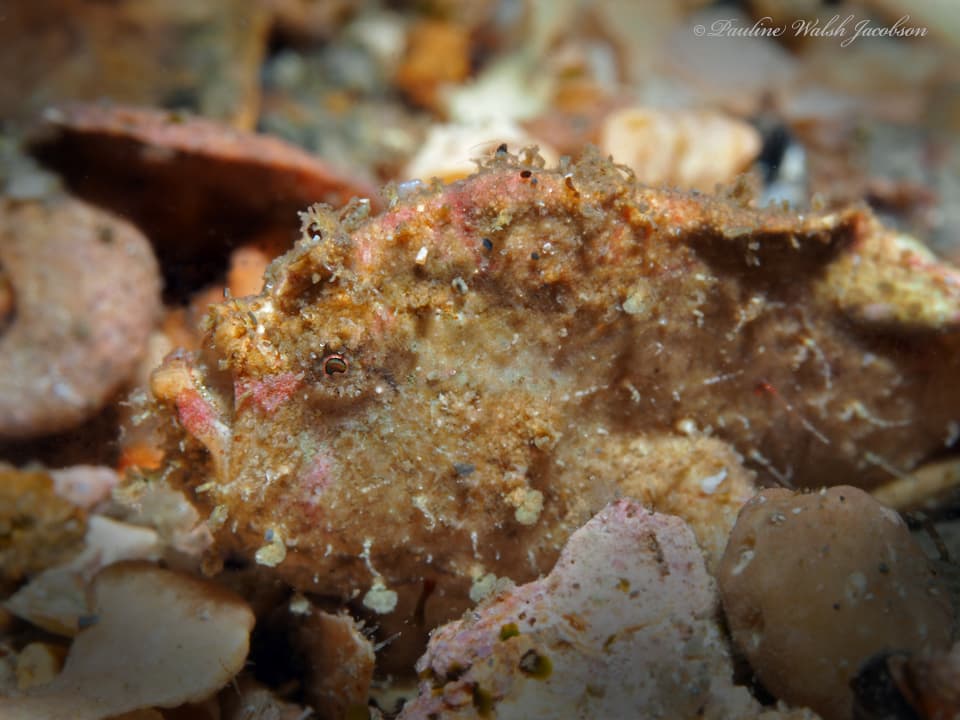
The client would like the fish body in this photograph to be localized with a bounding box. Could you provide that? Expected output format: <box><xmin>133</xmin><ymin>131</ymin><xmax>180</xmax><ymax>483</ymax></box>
<box><xmin>151</xmin><ymin>151</ymin><xmax>960</xmax><ymax>662</ymax></box>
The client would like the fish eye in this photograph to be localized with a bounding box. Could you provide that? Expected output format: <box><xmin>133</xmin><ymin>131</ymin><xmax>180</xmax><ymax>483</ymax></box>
<box><xmin>322</xmin><ymin>353</ymin><xmax>348</xmax><ymax>376</ymax></box>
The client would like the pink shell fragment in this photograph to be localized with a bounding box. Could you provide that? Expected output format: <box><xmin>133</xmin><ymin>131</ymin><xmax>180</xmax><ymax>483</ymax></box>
<box><xmin>401</xmin><ymin>499</ymin><xmax>769</xmax><ymax>719</ymax></box>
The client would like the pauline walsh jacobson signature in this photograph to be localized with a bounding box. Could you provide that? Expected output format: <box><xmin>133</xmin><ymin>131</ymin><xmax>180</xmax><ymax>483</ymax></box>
<box><xmin>695</xmin><ymin>14</ymin><xmax>927</xmax><ymax>47</ymax></box>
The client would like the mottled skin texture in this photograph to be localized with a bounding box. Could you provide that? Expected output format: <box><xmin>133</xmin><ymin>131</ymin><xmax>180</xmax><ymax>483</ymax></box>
<box><xmin>151</xmin><ymin>151</ymin><xmax>960</xmax><ymax>667</ymax></box>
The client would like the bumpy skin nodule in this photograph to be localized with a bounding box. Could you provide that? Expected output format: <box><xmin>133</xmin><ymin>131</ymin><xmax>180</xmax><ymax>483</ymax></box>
<box><xmin>0</xmin><ymin>196</ymin><xmax>161</xmax><ymax>438</ymax></box>
<box><xmin>151</xmin><ymin>151</ymin><xmax>960</xmax><ymax>661</ymax></box>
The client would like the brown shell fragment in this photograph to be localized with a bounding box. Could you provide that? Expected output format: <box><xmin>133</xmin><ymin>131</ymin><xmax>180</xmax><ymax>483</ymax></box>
<box><xmin>395</xmin><ymin>20</ymin><xmax>472</xmax><ymax>112</ymax></box>
<box><xmin>0</xmin><ymin>195</ymin><xmax>161</xmax><ymax>438</ymax></box>
<box><xmin>294</xmin><ymin>607</ymin><xmax>375</xmax><ymax>720</ymax></box>
<box><xmin>150</xmin><ymin>151</ymin><xmax>960</xmax><ymax>666</ymax></box>
<box><xmin>30</xmin><ymin>104</ymin><xmax>381</xmax><ymax>297</ymax></box>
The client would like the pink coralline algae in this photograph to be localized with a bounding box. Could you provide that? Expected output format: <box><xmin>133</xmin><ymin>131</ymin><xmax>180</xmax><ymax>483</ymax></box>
<box><xmin>401</xmin><ymin>499</ymin><xmax>814</xmax><ymax>719</ymax></box>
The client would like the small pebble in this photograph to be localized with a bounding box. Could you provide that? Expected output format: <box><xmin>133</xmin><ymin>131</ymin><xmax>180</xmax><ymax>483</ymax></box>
<box><xmin>718</xmin><ymin>486</ymin><xmax>953</xmax><ymax>720</ymax></box>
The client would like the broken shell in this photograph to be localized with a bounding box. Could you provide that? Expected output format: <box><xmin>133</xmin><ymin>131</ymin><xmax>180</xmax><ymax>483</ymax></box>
<box><xmin>0</xmin><ymin>196</ymin><xmax>161</xmax><ymax>438</ymax></box>
<box><xmin>294</xmin><ymin>607</ymin><xmax>375</xmax><ymax>719</ymax></box>
<box><xmin>0</xmin><ymin>562</ymin><xmax>254</xmax><ymax>720</ymax></box>
<box><xmin>4</xmin><ymin>516</ymin><xmax>161</xmax><ymax>636</ymax></box>
<box><xmin>14</xmin><ymin>643</ymin><xmax>66</xmax><ymax>692</ymax></box>
<box><xmin>400</xmin><ymin>499</ymin><xmax>807</xmax><ymax>719</ymax></box>
<box><xmin>31</xmin><ymin>103</ymin><xmax>381</xmax><ymax>297</ymax></box>
<box><xmin>111</xmin><ymin>474</ymin><xmax>213</xmax><ymax>563</ymax></box>
<box><xmin>871</xmin><ymin>456</ymin><xmax>960</xmax><ymax>512</ymax></box>
<box><xmin>601</xmin><ymin>106</ymin><xmax>762</xmax><ymax>191</ymax></box>
<box><xmin>48</xmin><ymin>466</ymin><xmax>119</xmax><ymax>510</ymax></box>
<box><xmin>404</xmin><ymin>120</ymin><xmax>558</xmax><ymax>184</ymax></box>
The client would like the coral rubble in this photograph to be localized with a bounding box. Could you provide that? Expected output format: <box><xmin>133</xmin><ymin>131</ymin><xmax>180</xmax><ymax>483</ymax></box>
<box><xmin>0</xmin><ymin>467</ymin><xmax>86</xmax><ymax>596</ymax></box>
<box><xmin>400</xmin><ymin>499</ymin><xmax>815</xmax><ymax>719</ymax></box>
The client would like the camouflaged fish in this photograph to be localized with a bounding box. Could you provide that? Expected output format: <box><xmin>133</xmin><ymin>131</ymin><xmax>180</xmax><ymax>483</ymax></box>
<box><xmin>150</xmin><ymin>149</ymin><xmax>960</xmax><ymax>663</ymax></box>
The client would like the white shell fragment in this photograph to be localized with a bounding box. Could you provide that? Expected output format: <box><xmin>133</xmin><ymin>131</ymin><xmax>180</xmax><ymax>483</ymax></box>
<box><xmin>871</xmin><ymin>456</ymin><xmax>960</xmax><ymax>511</ymax></box>
<box><xmin>0</xmin><ymin>562</ymin><xmax>255</xmax><ymax>720</ymax></box>
<box><xmin>48</xmin><ymin>466</ymin><xmax>119</xmax><ymax>510</ymax></box>
<box><xmin>601</xmin><ymin>106</ymin><xmax>761</xmax><ymax>192</ymax></box>
<box><xmin>403</xmin><ymin>118</ymin><xmax>557</xmax><ymax>184</ymax></box>
<box><xmin>113</xmin><ymin>477</ymin><xmax>213</xmax><ymax>560</ymax></box>
<box><xmin>4</xmin><ymin>516</ymin><xmax>161</xmax><ymax>636</ymax></box>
